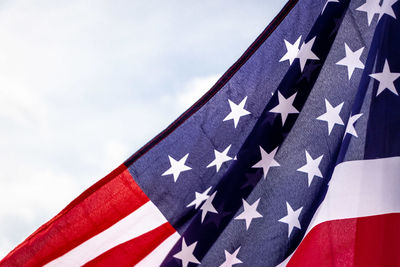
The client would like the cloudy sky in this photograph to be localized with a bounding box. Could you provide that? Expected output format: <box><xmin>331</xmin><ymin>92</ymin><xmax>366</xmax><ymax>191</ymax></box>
<box><xmin>0</xmin><ymin>0</ymin><xmax>286</xmax><ymax>258</ymax></box>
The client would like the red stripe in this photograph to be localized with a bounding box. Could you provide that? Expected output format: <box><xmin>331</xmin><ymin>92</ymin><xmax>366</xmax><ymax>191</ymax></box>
<box><xmin>83</xmin><ymin>222</ymin><xmax>175</xmax><ymax>267</ymax></box>
<box><xmin>288</xmin><ymin>213</ymin><xmax>400</xmax><ymax>267</ymax></box>
<box><xmin>0</xmin><ymin>165</ymin><xmax>149</xmax><ymax>267</ymax></box>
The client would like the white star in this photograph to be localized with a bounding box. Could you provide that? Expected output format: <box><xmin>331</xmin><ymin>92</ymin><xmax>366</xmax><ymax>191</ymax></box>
<box><xmin>316</xmin><ymin>99</ymin><xmax>344</xmax><ymax>135</ymax></box>
<box><xmin>369</xmin><ymin>59</ymin><xmax>400</xmax><ymax>96</ymax></box>
<box><xmin>295</xmin><ymin>37</ymin><xmax>319</xmax><ymax>72</ymax></box>
<box><xmin>200</xmin><ymin>191</ymin><xmax>218</xmax><ymax>222</ymax></box>
<box><xmin>345</xmin><ymin>113</ymin><xmax>363</xmax><ymax>138</ymax></box>
<box><xmin>162</xmin><ymin>153</ymin><xmax>191</xmax><ymax>182</ymax></box>
<box><xmin>279</xmin><ymin>36</ymin><xmax>302</xmax><ymax>65</ymax></box>
<box><xmin>336</xmin><ymin>43</ymin><xmax>365</xmax><ymax>80</ymax></box>
<box><xmin>220</xmin><ymin>247</ymin><xmax>243</xmax><ymax>267</ymax></box>
<box><xmin>321</xmin><ymin>0</ymin><xmax>340</xmax><ymax>14</ymax></box>
<box><xmin>252</xmin><ymin>146</ymin><xmax>280</xmax><ymax>179</ymax></box>
<box><xmin>173</xmin><ymin>238</ymin><xmax>200</xmax><ymax>267</ymax></box>
<box><xmin>297</xmin><ymin>150</ymin><xmax>323</xmax><ymax>186</ymax></box>
<box><xmin>235</xmin><ymin>198</ymin><xmax>263</xmax><ymax>230</ymax></box>
<box><xmin>207</xmin><ymin>145</ymin><xmax>233</xmax><ymax>172</ymax></box>
<box><xmin>186</xmin><ymin>186</ymin><xmax>212</xmax><ymax>209</ymax></box>
<box><xmin>379</xmin><ymin>0</ymin><xmax>398</xmax><ymax>21</ymax></box>
<box><xmin>269</xmin><ymin>91</ymin><xmax>299</xmax><ymax>126</ymax></box>
<box><xmin>223</xmin><ymin>96</ymin><xmax>251</xmax><ymax>128</ymax></box>
<box><xmin>356</xmin><ymin>0</ymin><xmax>380</xmax><ymax>25</ymax></box>
<box><xmin>278</xmin><ymin>202</ymin><xmax>303</xmax><ymax>238</ymax></box>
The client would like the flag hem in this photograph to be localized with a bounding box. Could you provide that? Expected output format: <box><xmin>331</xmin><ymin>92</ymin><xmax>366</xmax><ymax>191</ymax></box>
<box><xmin>124</xmin><ymin>0</ymin><xmax>299</xmax><ymax>166</ymax></box>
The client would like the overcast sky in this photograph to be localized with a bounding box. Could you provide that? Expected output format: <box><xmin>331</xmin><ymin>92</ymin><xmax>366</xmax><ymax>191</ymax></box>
<box><xmin>0</xmin><ymin>0</ymin><xmax>286</xmax><ymax>258</ymax></box>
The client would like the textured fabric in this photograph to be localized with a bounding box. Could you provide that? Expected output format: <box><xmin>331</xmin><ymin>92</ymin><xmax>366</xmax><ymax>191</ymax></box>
<box><xmin>2</xmin><ymin>0</ymin><xmax>400</xmax><ymax>266</ymax></box>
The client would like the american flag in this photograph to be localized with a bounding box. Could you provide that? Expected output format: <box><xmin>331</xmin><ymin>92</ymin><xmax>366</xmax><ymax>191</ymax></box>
<box><xmin>2</xmin><ymin>0</ymin><xmax>400</xmax><ymax>266</ymax></box>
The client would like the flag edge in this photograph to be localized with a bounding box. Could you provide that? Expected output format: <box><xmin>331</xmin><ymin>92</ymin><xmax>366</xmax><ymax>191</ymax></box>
<box><xmin>123</xmin><ymin>0</ymin><xmax>299</xmax><ymax>167</ymax></box>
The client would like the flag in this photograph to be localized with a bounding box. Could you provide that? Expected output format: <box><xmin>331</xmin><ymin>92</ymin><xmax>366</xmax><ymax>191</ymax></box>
<box><xmin>1</xmin><ymin>0</ymin><xmax>400</xmax><ymax>266</ymax></box>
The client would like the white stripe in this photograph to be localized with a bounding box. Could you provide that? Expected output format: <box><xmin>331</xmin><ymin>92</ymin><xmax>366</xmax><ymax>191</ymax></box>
<box><xmin>278</xmin><ymin>156</ymin><xmax>400</xmax><ymax>266</ymax></box>
<box><xmin>309</xmin><ymin>156</ymin><xmax>400</xmax><ymax>228</ymax></box>
<box><xmin>136</xmin><ymin>231</ymin><xmax>181</xmax><ymax>267</ymax></box>
<box><xmin>45</xmin><ymin>200</ymin><xmax>168</xmax><ymax>267</ymax></box>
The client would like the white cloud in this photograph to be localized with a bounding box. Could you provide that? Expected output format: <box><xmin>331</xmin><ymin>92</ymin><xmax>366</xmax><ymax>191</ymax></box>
<box><xmin>177</xmin><ymin>74</ymin><xmax>221</xmax><ymax>110</ymax></box>
<box><xmin>103</xmin><ymin>139</ymin><xmax>130</xmax><ymax>172</ymax></box>
<box><xmin>0</xmin><ymin>166</ymin><xmax>79</xmax><ymax>258</ymax></box>
<box><xmin>0</xmin><ymin>78</ymin><xmax>48</xmax><ymax>127</ymax></box>
<box><xmin>0</xmin><ymin>239</ymin><xmax>13</xmax><ymax>261</ymax></box>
